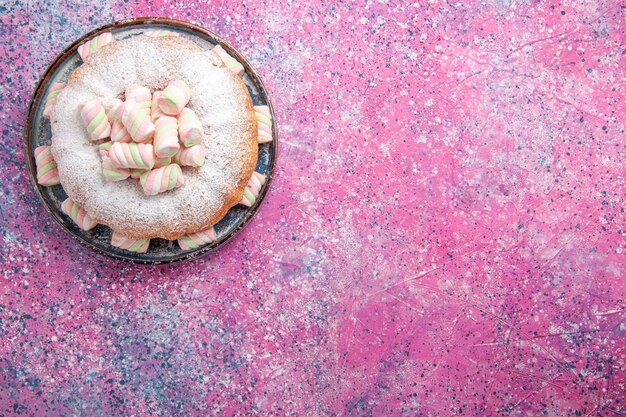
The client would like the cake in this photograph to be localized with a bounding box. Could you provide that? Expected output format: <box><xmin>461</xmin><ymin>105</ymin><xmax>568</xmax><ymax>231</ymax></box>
<box><xmin>35</xmin><ymin>30</ymin><xmax>273</xmax><ymax>253</ymax></box>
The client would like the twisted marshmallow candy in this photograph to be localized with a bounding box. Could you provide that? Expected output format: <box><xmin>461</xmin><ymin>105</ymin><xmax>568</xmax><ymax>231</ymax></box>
<box><xmin>77</xmin><ymin>32</ymin><xmax>114</xmax><ymax>62</ymax></box>
<box><xmin>61</xmin><ymin>198</ymin><xmax>98</xmax><ymax>231</ymax></box>
<box><xmin>177</xmin><ymin>108</ymin><xmax>204</xmax><ymax>146</ymax></box>
<box><xmin>158</xmin><ymin>80</ymin><xmax>190</xmax><ymax>116</ymax></box>
<box><xmin>98</xmin><ymin>142</ymin><xmax>130</xmax><ymax>182</ymax></box>
<box><xmin>110</xmin><ymin>121</ymin><xmax>132</xmax><ymax>143</ymax></box>
<box><xmin>126</xmin><ymin>84</ymin><xmax>152</xmax><ymax>109</ymax></box>
<box><xmin>212</xmin><ymin>45</ymin><xmax>244</xmax><ymax>75</ymax></box>
<box><xmin>122</xmin><ymin>99</ymin><xmax>155</xmax><ymax>143</ymax></box>
<box><xmin>109</xmin><ymin>142</ymin><xmax>155</xmax><ymax>170</ymax></box>
<box><xmin>80</xmin><ymin>99</ymin><xmax>111</xmax><ymax>141</ymax></box>
<box><xmin>174</xmin><ymin>145</ymin><xmax>206</xmax><ymax>168</ymax></box>
<box><xmin>103</xmin><ymin>98</ymin><xmax>125</xmax><ymax>121</ymax></box>
<box><xmin>111</xmin><ymin>232</ymin><xmax>150</xmax><ymax>253</ymax></box>
<box><xmin>140</xmin><ymin>164</ymin><xmax>184</xmax><ymax>196</ymax></box>
<box><xmin>151</xmin><ymin>91</ymin><xmax>166</xmax><ymax>122</ymax></box>
<box><xmin>153</xmin><ymin>116</ymin><xmax>180</xmax><ymax>158</ymax></box>
<box><xmin>104</xmin><ymin>99</ymin><xmax>132</xmax><ymax>143</ymax></box>
<box><xmin>34</xmin><ymin>146</ymin><xmax>60</xmax><ymax>186</ymax></box>
<box><xmin>254</xmin><ymin>105</ymin><xmax>273</xmax><ymax>144</ymax></box>
<box><xmin>102</xmin><ymin>157</ymin><xmax>131</xmax><ymax>182</ymax></box>
<box><xmin>178</xmin><ymin>227</ymin><xmax>217</xmax><ymax>250</ymax></box>
<box><xmin>43</xmin><ymin>83</ymin><xmax>65</xmax><ymax>119</ymax></box>
<box><xmin>239</xmin><ymin>172</ymin><xmax>267</xmax><ymax>207</ymax></box>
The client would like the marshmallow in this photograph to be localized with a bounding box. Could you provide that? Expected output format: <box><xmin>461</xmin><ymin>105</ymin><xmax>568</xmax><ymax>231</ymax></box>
<box><xmin>122</xmin><ymin>99</ymin><xmax>155</xmax><ymax>143</ymax></box>
<box><xmin>61</xmin><ymin>198</ymin><xmax>97</xmax><ymax>231</ymax></box>
<box><xmin>254</xmin><ymin>105</ymin><xmax>273</xmax><ymax>144</ymax></box>
<box><xmin>102</xmin><ymin>157</ymin><xmax>131</xmax><ymax>182</ymax></box>
<box><xmin>34</xmin><ymin>146</ymin><xmax>60</xmax><ymax>186</ymax></box>
<box><xmin>153</xmin><ymin>116</ymin><xmax>180</xmax><ymax>158</ymax></box>
<box><xmin>239</xmin><ymin>171</ymin><xmax>267</xmax><ymax>207</ymax></box>
<box><xmin>177</xmin><ymin>108</ymin><xmax>204</xmax><ymax>146</ymax></box>
<box><xmin>212</xmin><ymin>45</ymin><xmax>244</xmax><ymax>75</ymax></box>
<box><xmin>151</xmin><ymin>91</ymin><xmax>166</xmax><ymax>122</ymax></box>
<box><xmin>158</xmin><ymin>80</ymin><xmax>190</xmax><ymax>115</ymax></box>
<box><xmin>77</xmin><ymin>32</ymin><xmax>114</xmax><ymax>61</ymax></box>
<box><xmin>109</xmin><ymin>142</ymin><xmax>155</xmax><ymax>170</ymax></box>
<box><xmin>139</xmin><ymin>164</ymin><xmax>185</xmax><ymax>196</ymax></box>
<box><xmin>125</xmin><ymin>84</ymin><xmax>152</xmax><ymax>110</ymax></box>
<box><xmin>102</xmin><ymin>100</ymin><xmax>131</xmax><ymax>143</ymax></box>
<box><xmin>80</xmin><ymin>99</ymin><xmax>111</xmax><ymax>141</ymax></box>
<box><xmin>174</xmin><ymin>144</ymin><xmax>206</xmax><ymax>167</ymax></box>
<box><xmin>43</xmin><ymin>83</ymin><xmax>66</xmax><ymax>119</ymax></box>
<box><xmin>178</xmin><ymin>227</ymin><xmax>218</xmax><ymax>250</ymax></box>
<box><xmin>103</xmin><ymin>98</ymin><xmax>126</xmax><ymax>121</ymax></box>
<box><xmin>103</xmin><ymin>98</ymin><xmax>123</xmax><ymax>121</ymax></box>
<box><xmin>110</xmin><ymin>120</ymin><xmax>132</xmax><ymax>143</ymax></box>
<box><xmin>97</xmin><ymin>142</ymin><xmax>130</xmax><ymax>181</ymax></box>
<box><xmin>111</xmin><ymin>232</ymin><xmax>149</xmax><ymax>253</ymax></box>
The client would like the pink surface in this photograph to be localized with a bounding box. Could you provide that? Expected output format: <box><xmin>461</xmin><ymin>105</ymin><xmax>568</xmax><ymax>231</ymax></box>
<box><xmin>1</xmin><ymin>0</ymin><xmax>625</xmax><ymax>415</ymax></box>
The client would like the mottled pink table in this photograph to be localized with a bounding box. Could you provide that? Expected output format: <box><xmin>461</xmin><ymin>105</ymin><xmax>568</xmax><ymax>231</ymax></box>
<box><xmin>1</xmin><ymin>1</ymin><xmax>625</xmax><ymax>415</ymax></box>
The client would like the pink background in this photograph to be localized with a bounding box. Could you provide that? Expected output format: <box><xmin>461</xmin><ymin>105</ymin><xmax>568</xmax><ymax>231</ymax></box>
<box><xmin>1</xmin><ymin>0</ymin><xmax>625</xmax><ymax>415</ymax></box>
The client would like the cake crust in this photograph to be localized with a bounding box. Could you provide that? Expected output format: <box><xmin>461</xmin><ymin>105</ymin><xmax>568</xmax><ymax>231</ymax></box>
<box><xmin>51</xmin><ymin>35</ymin><xmax>258</xmax><ymax>240</ymax></box>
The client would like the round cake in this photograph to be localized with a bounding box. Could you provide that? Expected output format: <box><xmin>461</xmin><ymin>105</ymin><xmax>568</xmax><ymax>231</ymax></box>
<box><xmin>50</xmin><ymin>34</ymin><xmax>258</xmax><ymax>240</ymax></box>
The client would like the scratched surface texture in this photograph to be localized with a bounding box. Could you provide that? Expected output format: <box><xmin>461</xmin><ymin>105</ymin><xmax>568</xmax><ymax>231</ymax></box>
<box><xmin>1</xmin><ymin>0</ymin><xmax>625</xmax><ymax>416</ymax></box>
